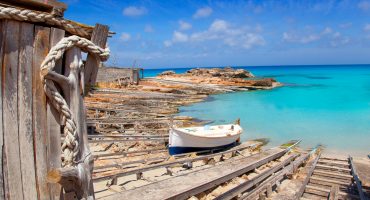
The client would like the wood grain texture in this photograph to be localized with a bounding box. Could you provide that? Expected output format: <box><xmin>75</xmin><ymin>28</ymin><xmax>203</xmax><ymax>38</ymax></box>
<box><xmin>18</xmin><ymin>22</ymin><xmax>38</xmax><ymax>200</ymax></box>
<box><xmin>2</xmin><ymin>20</ymin><xmax>24</xmax><ymax>200</ymax></box>
<box><xmin>0</xmin><ymin>0</ymin><xmax>67</xmax><ymax>13</ymax></box>
<box><xmin>33</xmin><ymin>25</ymin><xmax>51</xmax><ymax>200</ymax></box>
<box><xmin>47</xmin><ymin>27</ymin><xmax>64</xmax><ymax>200</ymax></box>
<box><xmin>84</xmin><ymin>24</ymin><xmax>109</xmax><ymax>92</ymax></box>
<box><xmin>0</xmin><ymin>19</ymin><xmax>5</xmax><ymax>200</ymax></box>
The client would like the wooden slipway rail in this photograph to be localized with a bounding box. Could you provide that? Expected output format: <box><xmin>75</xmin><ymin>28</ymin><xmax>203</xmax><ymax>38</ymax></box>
<box><xmin>296</xmin><ymin>154</ymin><xmax>368</xmax><ymax>200</ymax></box>
<box><xmin>101</xmin><ymin>146</ymin><xmax>289</xmax><ymax>200</ymax></box>
<box><xmin>216</xmin><ymin>147</ymin><xmax>318</xmax><ymax>200</ymax></box>
<box><xmin>93</xmin><ymin>142</ymin><xmax>260</xmax><ymax>178</ymax></box>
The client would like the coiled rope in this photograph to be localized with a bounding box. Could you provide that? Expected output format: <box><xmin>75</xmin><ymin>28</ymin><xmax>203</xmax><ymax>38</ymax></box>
<box><xmin>41</xmin><ymin>35</ymin><xmax>109</xmax><ymax>166</ymax></box>
<box><xmin>0</xmin><ymin>5</ymin><xmax>92</xmax><ymax>38</ymax></box>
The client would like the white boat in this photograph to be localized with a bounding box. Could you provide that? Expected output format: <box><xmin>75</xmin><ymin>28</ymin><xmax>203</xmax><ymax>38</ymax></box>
<box><xmin>168</xmin><ymin>121</ymin><xmax>243</xmax><ymax>155</ymax></box>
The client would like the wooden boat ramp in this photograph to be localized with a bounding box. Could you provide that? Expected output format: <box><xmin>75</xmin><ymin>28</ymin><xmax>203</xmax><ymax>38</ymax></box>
<box><xmin>296</xmin><ymin>155</ymin><xmax>368</xmax><ymax>200</ymax></box>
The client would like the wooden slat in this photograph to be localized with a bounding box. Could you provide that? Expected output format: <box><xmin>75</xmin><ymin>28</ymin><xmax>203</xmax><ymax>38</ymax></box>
<box><xmin>84</xmin><ymin>24</ymin><xmax>109</xmax><ymax>92</ymax></box>
<box><xmin>316</xmin><ymin>164</ymin><xmax>351</xmax><ymax>172</ymax></box>
<box><xmin>2</xmin><ymin>20</ymin><xmax>24</xmax><ymax>200</ymax></box>
<box><xmin>314</xmin><ymin>170</ymin><xmax>353</xmax><ymax>179</ymax></box>
<box><xmin>33</xmin><ymin>25</ymin><xmax>51</xmax><ymax>200</ymax></box>
<box><xmin>305</xmin><ymin>185</ymin><xmax>359</xmax><ymax>199</ymax></box>
<box><xmin>318</xmin><ymin>160</ymin><xmax>349</xmax><ymax>167</ymax></box>
<box><xmin>18</xmin><ymin>21</ymin><xmax>38</xmax><ymax>200</ymax></box>
<box><xmin>0</xmin><ymin>19</ymin><xmax>5</xmax><ymax>200</ymax></box>
<box><xmin>47</xmin><ymin>27</ymin><xmax>65</xmax><ymax>200</ymax></box>
<box><xmin>310</xmin><ymin>176</ymin><xmax>352</xmax><ymax>185</ymax></box>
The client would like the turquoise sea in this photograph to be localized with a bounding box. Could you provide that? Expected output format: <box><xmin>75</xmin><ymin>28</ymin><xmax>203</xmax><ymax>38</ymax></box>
<box><xmin>144</xmin><ymin>65</ymin><xmax>370</xmax><ymax>156</ymax></box>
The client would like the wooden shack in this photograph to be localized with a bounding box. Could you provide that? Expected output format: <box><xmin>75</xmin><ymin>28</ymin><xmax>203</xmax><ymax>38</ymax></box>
<box><xmin>0</xmin><ymin>1</ymin><xmax>110</xmax><ymax>199</ymax></box>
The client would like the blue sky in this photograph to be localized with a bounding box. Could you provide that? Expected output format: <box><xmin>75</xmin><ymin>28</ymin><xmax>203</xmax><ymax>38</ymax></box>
<box><xmin>62</xmin><ymin>0</ymin><xmax>370</xmax><ymax>68</ymax></box>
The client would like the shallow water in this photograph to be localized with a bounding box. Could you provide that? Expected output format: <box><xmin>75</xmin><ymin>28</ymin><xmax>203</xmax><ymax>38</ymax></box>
<box><xmin>145</xmin><ymin>65</ymin><xmax>370</xmax><ymax>156</ymax></box>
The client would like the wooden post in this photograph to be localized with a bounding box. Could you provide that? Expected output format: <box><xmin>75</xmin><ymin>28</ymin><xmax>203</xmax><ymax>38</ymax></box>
<box><xmin>64</xmin><ymin>47</ymin><xmax>95</xmax><ymax>199</ymax></box>
<box><xmin>84</xmin><ymin>24</ymin><xmax>109</xmax><ymax>93</ymax></box>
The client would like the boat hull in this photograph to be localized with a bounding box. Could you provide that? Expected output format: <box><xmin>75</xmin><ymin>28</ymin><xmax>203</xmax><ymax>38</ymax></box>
<box><xmin>169</xmin><ymin>141</ymin><xmax>237</xmax><ymax>155</ymax></box>
<box><xmin>168</xmin><ymin>126</ymin><xmax>242</xmax><ymax>155</ymax></box>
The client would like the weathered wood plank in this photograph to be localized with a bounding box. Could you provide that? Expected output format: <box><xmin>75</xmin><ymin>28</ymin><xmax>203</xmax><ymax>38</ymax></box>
<box><xmin>18</xmin><ymin>21</ymin><xmax>38</xmax><ymax>200</ymax></box>
<box><xmin>329</xmin><ymin>185</ymin><xmax>339</xmax><ymax>200</ymax></box>
<box><xmin>47</xmin><ymin>27</ymin><xmax>65</xmax><ymax>200</ymax></box>
<box><xmin>102</xmin><ymin>147</ymin><xmax>286</xmax><ymax>200</ymax></box>
<box><xmin>33</xmin><ymin>25</ymin><xmax>51</xmax><ymax>200</ymax></box>
<box><xmin>0</xmin><ymin>19</ymin><xmax>6</xmax><ymax>200</ymax></box>
<box><xmin>2</xmin><ymin>20</ymin><xmax>24</xmax><ymax>200</ymax></box>
<box><xmin>0</xmin><ymin>0</ymin><xmax>67</xmax><ymax>14</ymax></box>
<box><xmin>84</xmin><ymin>24</ymin><xmax>109</xmax><ymax>92</ymax></box>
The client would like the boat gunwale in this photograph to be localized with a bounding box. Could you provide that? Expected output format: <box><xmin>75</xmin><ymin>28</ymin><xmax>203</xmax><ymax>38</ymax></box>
<box><xmin>170</xmin><ymin>125</ymin><xmax>243</xmax><ymax>139</ymax></box>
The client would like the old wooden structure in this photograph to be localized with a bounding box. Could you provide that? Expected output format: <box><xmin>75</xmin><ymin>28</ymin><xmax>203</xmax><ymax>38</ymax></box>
<box><xmin>0</xmin><ymin>1</ymin><xmax>110</xmax><ymax>199</ymax></box>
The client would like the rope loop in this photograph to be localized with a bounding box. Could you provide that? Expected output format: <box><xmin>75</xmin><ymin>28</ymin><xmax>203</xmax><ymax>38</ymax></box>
<box><xmin>41</xmin><ymin>36</ymin><xmax>109</xmax><ymax>167</ymax></box>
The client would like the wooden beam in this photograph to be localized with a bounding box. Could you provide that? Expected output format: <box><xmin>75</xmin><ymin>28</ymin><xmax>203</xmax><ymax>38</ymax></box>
<box><xmin>0</xmin><ymin>0</ymin><xmax>67</xmax><ymax>16</ymax></box>
<box><xmin>294</xmin><ymin>153</ymin><xmax>321</xmax><ymax>199</ymax></box>
<box><xmin>18</xmin><ymin>21</ymin><xmax>38</xmax><ymax>200</ymax></box>
<box><xmin>214</xmin><ymin>153</ymin><xmax>299</xmax><ymax>200</ymax></box>
<box><xmin>315</xmin><ymin>164</ymin><xmax>351</xmax><ymax>172</ymax></box>
<box><xmin>313</xmin><ymin>170</ymin><xmax>353</xmax><ymax>179</ymax></box>
<box><xmin>63</xmin><ymin>47</ymin><xmax>95</xmax><ymax>199</ymax></box>
<box><xmin>310</xmin><ymin>176</ymin><xmax>352</xmax><ymax>186</ymax></box>
<box><xmin>93</xmin><ymin>147</ymin><xmax>167</xmax><ymax>159</ymax></box>
<box><xmin>349</xmin><ymin>156</ymin><xmax>367</xmax><ymax>200</ymax></box>
<box><xmin>84</xmin><ymin>24</ymin><xmax>109</xmax><ymax>93</ymax></box>
<box><xmin>89</xmin><ymin>138</ymin><xmax>167</xmax><ymax>143</ymax></box>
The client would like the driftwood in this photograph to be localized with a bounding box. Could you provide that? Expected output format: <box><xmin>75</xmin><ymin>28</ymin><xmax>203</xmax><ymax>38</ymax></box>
<box><xmin>46</xmin><ymin>47</ymin><xmax>94</xmax><ymax>199</ymax></box>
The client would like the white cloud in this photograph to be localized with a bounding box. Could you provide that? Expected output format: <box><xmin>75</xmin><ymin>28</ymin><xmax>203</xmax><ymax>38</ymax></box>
<box><xmin>164</xmin><ymin>19</ymin><xmax>264</xmax><ymax>49</ymax></box>
<box><xmin>123</xmin><ymin>6</ymin><xmax>147</xmax><ymax>17</ymax></box>
<box><xmin>144</xmin><ymin>24</ymin><xmax>154</xmax><ymax>32</ymax></box>
<box><xmin>283</xmin><ymin>27</ymin><xmax>350</xmax><ymax>47</ymax></box>
<box><xmin>283</xmin><ymin>32</ymin><xmax>320</xmax><ymax>44</ymax></box>
<box><xmin>120</xmin><ymin>32</ymin><xmax>131</xmax><ymax>42</ymax></box>
<box><xmin>364</xmin><ymin>24</ymin><xmax>370</xmax><ymax>31</ymax></box>
<box><xmin>193</xmin><ymin>7</ymin><xmax>213</xmax><ymax>18</ymax></box>
<box><xmin>358</xmin><ymin>1</ymin><xmax>370</xmax><ymax>11</ymax></box>
<box><xmin>173</xmin><ymin>31</ymin><xmax>189</xmax><ymax>42</ymax></box>
<box><xmin>209</xmin><ymin>19</ymin><xmax>228</xmax><ymax>32</ymax></box>
<box><xmin>179</xmin><ymin>20</ymin><xmax>192</xmax><ymax>31</ymax></box>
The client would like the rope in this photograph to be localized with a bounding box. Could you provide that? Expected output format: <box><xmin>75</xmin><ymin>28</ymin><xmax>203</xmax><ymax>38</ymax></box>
<box><xmin>0</xmin><ymin>6</ymin><xmax>92</xmax><ymax>38</ymax></box>
<box><xmin>41</xmin><ymin>35</ymin><xmax>109</xmax><ymax>167</ymax></box>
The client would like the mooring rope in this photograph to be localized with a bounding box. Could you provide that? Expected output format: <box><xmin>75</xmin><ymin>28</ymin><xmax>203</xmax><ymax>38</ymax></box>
<box><xmin>0</xmin><ymin>6</ymin><xmax>92</xmax><ymax>38</ymax></box>
<box><xmin>41</xmin><ymin>35</ymin><xmax>109</xmax><ymax>167</ymax></box>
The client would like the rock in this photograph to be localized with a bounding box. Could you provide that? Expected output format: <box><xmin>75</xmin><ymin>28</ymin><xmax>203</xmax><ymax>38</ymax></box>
<box><xmin>252</xmin><ymin>78</ymin><xmax>276</xmax><ymax>87</ymax></box>
<box><xmin>159</xmin><ymin>70</ymin><xmax>176</xmax><ymax>76</ymax></box>
<box><xmin>185</xmin><ymin>67</ymin><xmax>254</xmax><ymax>78</ymax></box>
